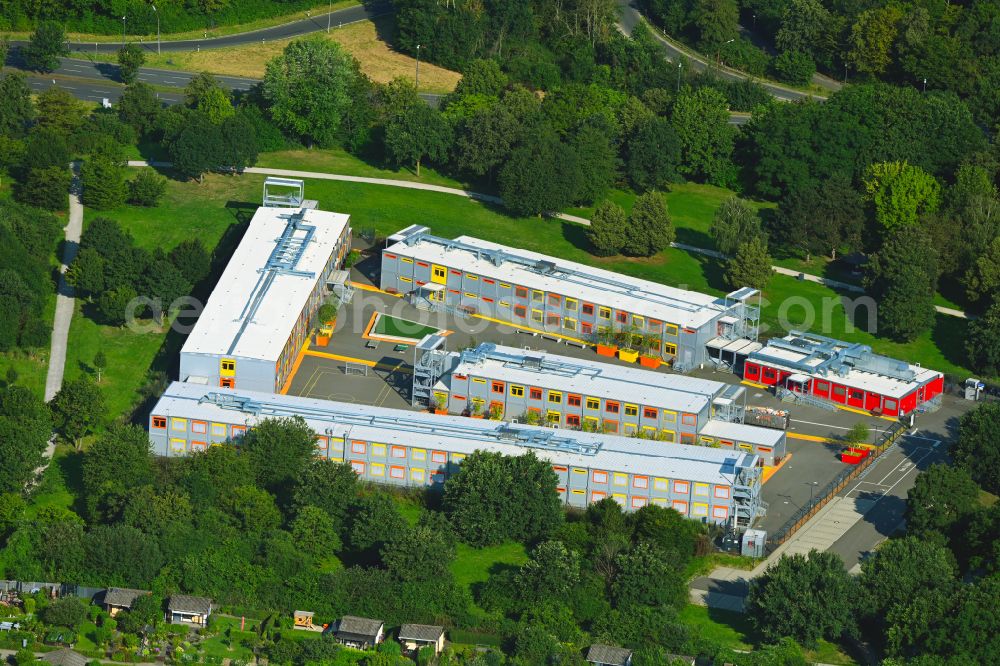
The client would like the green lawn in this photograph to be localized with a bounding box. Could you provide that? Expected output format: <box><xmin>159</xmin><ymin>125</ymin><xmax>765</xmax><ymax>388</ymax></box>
<box><xmin>23</xmin><ymin>446</ymin><xmax>84</xmax><ymax>519</ymax></box>
<box><xmin>373</xmin><ymin>314</ymin><xmax>441</xmax><ymax>340</ymax></box>
<box><xmin>256</xmin><ymin>148</ymin><xmax>473</xmax><ymax>190</ymax></box>
<box><xmin>451</xmin><ymin>541</ymin><xmax>528</xmax><ymax>609</ymax></box>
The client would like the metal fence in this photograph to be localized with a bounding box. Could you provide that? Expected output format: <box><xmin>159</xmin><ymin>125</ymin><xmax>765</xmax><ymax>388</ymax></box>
<box><xmin>767</xmin><ymin>419</ymin><xmax>908</xmax><ymax>551</ymax></box>
<box><xmin>0</xmin><ymin>580</ymin><xmax>105</xmax><ymax>602</ymax></box>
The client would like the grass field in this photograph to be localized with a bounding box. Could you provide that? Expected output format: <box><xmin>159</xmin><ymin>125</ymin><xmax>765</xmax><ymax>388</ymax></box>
<box><xmin>255</xmin><ymin>148</ymin><xmax>471</xmax><ymax>189</ymax></box>
<box><xmin>451</xmin><ymin>541</ymin><xmax>528</xmax><ymax>612</ymax></box>
<box><xmin>373</xmin><ymin>314</ymin><xmax>441</xmax><ymax>340</ymax></box>
<box><xmin>76</xmin><ymin>16</ymin><xmax>461</xmax><ymax>94</ymax></box>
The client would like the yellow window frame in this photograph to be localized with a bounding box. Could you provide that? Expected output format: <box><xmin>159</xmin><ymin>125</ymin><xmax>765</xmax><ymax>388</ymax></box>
<box><xmin>598</xmin><ymin>306</ymin><xmax>611</xmax><ymax>320</ymax></box>
<box><xmin>372</xmin><ymin>444</ymin><xmax>386</xmax><ymax>457</ymax></box>
<box><xmin>613</xmin><ymin>473</ymin><xmax>628</xmax><ymax>486</ymax></box>
<box><xmin>466</xmin><ymin>274</ymin><xmax>478</xmax><ymax>280</ymax></box>
<box><xmin>548</xmin><ymin>391</ymin><xmax>562</xmax><ymax>403</ymax></box>
<box><xmin>661</xmin><ymin>429</ymin><xmax>676</xmax><ymax>442</ymax></box>
<box><xmin>547</xmin><ymin>410</ymin><xmax>560</xmax><ymax>423</ymax></box>
<box><xmin>624</xmin><ymin>404</ymin><xmax>638</xmax><ymax>417</ymax></box>
<box><xmin>654</xmin><ymin>477</ymin><xmax>669</xmax><ymax>491</ymax></box>
<box><xmin>412</xmin><ymin>448</ymin><xmax>426</xmax><ymax>461</ymax></box>
<box><xmin>399</xmin><ymin>276</ymin><xmax>413</xmax><ymax>283</ymax></box>
<box><xmin>370</xmin><ymin>463</ymin><xmax>385</xmax><ymax>477</ymax></box>
<box><xmin>500</xmin><ymin>282</ymin><xmax>511</xmax><ymax>289</ymax></box>
<box><xmin>665</xmin><ymin>323</ymin><xmax>679</xmax><ymax>336</ymax></box>
<box><xmin>532</xmin><ymin>290</ymin><xmax>544</xmax><ymax>302</ymax></box>
<box><xmin>662</xmin><ymin>410</ymin><xmax>677</xmax><ymax>422</ymax></box>
<box><xmin>411</xmin><ymin>468</ymin><xmax>425</xmax><ymax>481</ymax></box>
<box><xmin>665</xmin><ymin>343</ymin><xmax>678</xmax><ymax>355</ymax></box>
<box><xmin>531</xmin><ymin>309</ymin><xmax>543</xmax><ymax>322</ymax></box>
<box><xmin>510</xmin><ymin>385</ymin><xmax>525</xmax><ymax>397</ymax></box>
<box><xmin>171</xmin><ymin>418</ymin><xmax>187</xmax><ymax>431</ymax></box>
<box><xmin>220</xmin><ymin>358</ymin><xmax>236</xmax><ymax>376</ymax></box>
<box><xmin>472</xmin><ymin>377</ymin><xmax>487</xmax><ymax>384</ymax></box>
<box><xmin>563</xmin><ymin>317</ymin><xmax>577</xmax><ymax>331</ymax></box>
<box><xmin>585</xmin><ymin>397</ymin><xmax>600</xmax><ymax>410</ymax></box>
<box><xmin>401</xmin><ymin>257</ymin><xmax>413</xmax><ymax>264</ymax></box>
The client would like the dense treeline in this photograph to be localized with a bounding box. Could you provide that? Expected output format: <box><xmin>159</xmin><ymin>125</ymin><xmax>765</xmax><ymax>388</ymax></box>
<box><xmin>746</xmin><ymin>402</ymin><xmax>1000</xmax><ymax>664</ymax></box>
<box><xmin>0</xmin><ymin>417</ymin><xmax>803</xmax><ymax>664</ymax></box>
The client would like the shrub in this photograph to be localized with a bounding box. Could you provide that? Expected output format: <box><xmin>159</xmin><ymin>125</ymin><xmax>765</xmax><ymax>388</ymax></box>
<box><xmin>771</xmin><ymin>50</ymin><xmax>816</xmax><ymax>86</ymax></box>
<box><xmin>128</xmin><ymin>169</ymin><xmax>167</xmax><ymax>207</ymax></box>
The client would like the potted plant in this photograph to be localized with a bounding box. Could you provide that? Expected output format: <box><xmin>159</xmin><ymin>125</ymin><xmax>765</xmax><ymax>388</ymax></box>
<box><xmin>595</xmin><ymin>327</ymin><xmax>618</xmax><ymax>357</ymax></box>
<box><xmin>489</xmin><ymin>404</ymin><xmax>504</xmax><ymax>420</ymax></box>
<box><xmin>313</xmin><ymin>326</ymin><xmax>331</xmax><ymax>346</ymax></box>
<box><xmin>433</xmin><ymin>394</ymin><xmax>448</xmax><ymax>415</ymax></box>
<box><xmin>317</xmin><ymin>302</ymin><xmax>338</xmax><ymax>327</ymax></box>
<box><xmin>469</xmin><ymin>402</ymin><xmax>484</xmax><ymax>419</ymax></box>
<box><xmin>524</xmin><ymin>410</ymin><xmax>541</xmax><ymax>425</ymax></box>
<box><xmin>639</xmin><ymin>334</ymin><xmax>662</xmax><ymax>369</ymax></box>
<box><xmin>616</xmin><ymin>326</ymin><xmax>639</xmax><ymax>363</ymax></box>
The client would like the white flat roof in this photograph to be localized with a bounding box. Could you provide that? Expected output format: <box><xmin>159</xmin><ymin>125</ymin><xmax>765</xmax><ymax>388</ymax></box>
<box><xmin>699</xmin><ymin>420</ymin><xmax>785</xmax><ymax>447</ymax></box>
<box><xmin>181</xmin><ymin>207</ymin><xmax>349</xmax><ymax>362</ymax></box>
<box><xmin>152</xmin><ymin>382</ymin><xmax>757</xmax><ymax>487</ymax></box>
<box><xmin>448</xmin><ymin>344</ymin><xmax>725</xmax><ymax>414</ymax></box>
<box><xmin>385</xmin><ymin>233</ymin><xmax>730</xmax><ymax>330</ymax></box>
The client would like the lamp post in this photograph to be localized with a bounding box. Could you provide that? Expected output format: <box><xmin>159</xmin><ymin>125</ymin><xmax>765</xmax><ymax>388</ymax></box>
<box><xmin>122</xmin><ymin>16</ymin><xmax>126</xmax><ymax>47</ymax></box>
<box><xmin>717</xmin><ymin>38</ymin><xmax>734</xmax><ymax>67</ymax></box>
<box><xmin>152</xmin><ymin>5</ymin><xmax>160</xmax><ymax>55</ymax></box>
<box><xmin>808</xmin><ymin>481</ymin><xmax>818</xmax><ymax>508</ymax></box>
<box><xmin>676</xmin><ymin>61</ymin><xmax>682</xmax><ymax>93</ymax></box>
<box><xmin>922</xmin><ymin>78</ymin><xmax>927</xmax><ymax>93</ymax></box>
<box><xmin>327</xmin><ymin>0</ymin><xmax>332</xmax><ymax>33</ymax></box>
<box><xmin>415</xmin><ymin>44</ymin><xmax>421</xmax><ymax>91</ymax></box>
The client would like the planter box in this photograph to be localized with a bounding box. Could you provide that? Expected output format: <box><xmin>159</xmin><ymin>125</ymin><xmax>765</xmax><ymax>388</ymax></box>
<box><xmin>315</xmin><ymin>334</ymin><xmax>331</xmax><ymax>346</ymax></box>
<box><xmin>470</xmin><ymin>414</ymin><xmax>484</xmax><ymax>419</ymax></box>
<box><xmin>639</xmin><ymin>356</ymin><xmax>662</xmax><ymax>369</ymax></box>
<box><xmin>434</xmin><ymin>408</ymin><xmax>448</xmax><ymax>415</ymax></box>
<box><xmin>596</xmin><ymin>344</ymin><xmax>618</xmax><ymax>357</ymax></box>
<box><xmin>618</xmin><ymin>349</ymin><xmax>639</xmax><ymax>363</ymax></box>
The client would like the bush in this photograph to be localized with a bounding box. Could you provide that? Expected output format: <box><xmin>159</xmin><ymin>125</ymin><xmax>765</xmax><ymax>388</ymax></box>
<box><xmin>16</xmin><ymin>166</ymin><xmax>70</xmax><ymax>211</ymax></box>
<box><xmin>42</xmin><ymin>597</ymin><xmax>87</xmax><ymax>628</ymax></box>
<box><xmin>720</xmin><ymin>39</ymin><xmax>771</xmax><ymax>77</ymax></box>
<box><xmin>128</xmin><ymin>169</ymin><xmax>168</xmax><ymax>207</ymax></box>
<box><xmin>771</xmin><ymin>50</ymin><xmax>816</xmax><ymax>86</ymax></box>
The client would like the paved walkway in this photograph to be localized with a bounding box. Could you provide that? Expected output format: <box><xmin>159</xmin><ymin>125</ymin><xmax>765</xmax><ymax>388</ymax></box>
<box><xmin>127</xmin><ymin>161</ymin><xmax>968</xmax><ymax>318</ymax></box>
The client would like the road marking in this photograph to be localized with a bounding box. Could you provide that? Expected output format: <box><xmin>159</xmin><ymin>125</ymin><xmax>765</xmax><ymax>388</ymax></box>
<box><xmin>741</xmin><ymin>380</ymin><xmax>766</xmax><ymax>389</ymax></box>
<box><xmin>786</xmin><ymin>432</ymin><xmax>834</xmax><ymax>443</ymax></box>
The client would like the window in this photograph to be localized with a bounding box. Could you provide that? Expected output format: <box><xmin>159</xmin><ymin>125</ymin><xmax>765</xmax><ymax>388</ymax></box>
<box><xmin>681</xmin><ymin>433</ymin><xmax>696</xmax><ymax>444</ymax></box>
<box><xmin>682</xmin><ymin>413</ymin><xmax>697</xmax><ymax>426</ymax></box>
<box><xmin>851</xmin><ymin>389</ymin><xmax>864</xmax><ymax>400</ymax></box>
<box><xmin>499</xmin><ymin>300</ymin><xmax>510</xmax><ymax>308</ymax></box>
<box><xmin>713</xmin><ymin>506</ymin><xmax>729</xmax><ymax>519</ymax></box>
<box><xmin>674</xmin><ymin>480</ymin><xmax>689</xmax><ymax>494</ymax></box>
<box><xmin>833</xmin><ymin>385</ymin><xmax>847</xmax><ymax>397</ymax></box>
<box><xmin>370</xmin><ymin>463</ymin><xmax>385</xmax><ymax>477</ymax></box>
<box><xmin>613</xmin><ymin>473</ymin><xmax>627</xmax><ymax>487</ymax></box>
<box><xmin>665</xmin><ymin>324</ymin><xmax>678</xmax><ymax>336</ymax></box>
<box><xmin>191</xmin><ymin>441</ymin><xmax>206</xmax><ymax>452</ymax></box>
<box><xmin>661</xmin><ymin>430</ymin><xmax>675</xmax><ymax>442</ymax></box>
<box><xmin>568</xmin><ymin>394</ymin><xmax>582</xmax><ymax>407</ymax></box>
<box><xmin>411</xmin><ymin>468</ymin><xmax>425</xmax><ymax>482</ymax></box>
<box><xmin>152</xmin><ymin>416</ymin><xmax>167</xmax><ymax>429</ymax></box>
<box><xmin>586</xmin><ymin>397</ymin><xmax>600</xmax><ymax>410</ymax></box>
<box><xmin>633</xmin><ymin>475</ymin><xmax>648</xmax><ymax>489</ymax></box>
<box><xmin>643</xmin><ymin>407</ymin><xmax>657</xmax><ymax>419</ymax></box>
<box><xmin>547</xmin><ymin>411</ymin><xmax>560</xmax><ymax>423</ymax></box>
<box><xmin>815</xmin><ymin>380</ymin><xmax>830</xmax><ymax>392</ymax></box>
<box><xmin>530</xmin><ymin>387</ymin><xmax>543</xmax><ymax>400</ymax></box>
<box><xmin>433</xmin><ymin>266</ymin><xmax>446</xmax><ymax>280</ymax></box>
<box><xmin>211</xmin><ymin>423</ymin><xmax>226</xmax><ymax>437</ymax></box>
<box><xmin>654</xmin><ymin>478</ymin><xmax>669</xmax><ymax>491</ymax></box>
<box><xmin>548</xmin><ymin>294</ymin><xmax>561</xmax><ymax>307</ymax></box>
<box><xmin>220</xmin><ymin>377</ymin><xmax>235</xmax><ymax>389</ymax></box>
<box><xmin>510</xmin><ymin>385</ymin><xmax>525</xmax><ymax>398</ymax></box>
<box><xmin>598</xmin><ymin>306</ymin><xmax>611</xmax><ymax>320</ymax></box>
<box><xmin>391</xmin><ymin>446</ymin><xmax>406</xmax><ymax>458</ymax></box>
<box><xmin>605</xmin><ymin>401</ymin><xmax>620</xmax><ymax>414</ymax></box>
<box><xmin>401</xmin><ymin>257</ymin><xmax>414</xmax><ymax>264</ymax></box>
<box><xmin>624</xmin><ymin>404</ymin><xmax>638</xmax><ymax>417</ymax></box>
<box><xmin>170</xmin><ymin>438</ymin><xmax>185</xmax><ymax>453</ymax></box>
<box><xmin>546</xmin><ymin>313</ymin><xmax>560</xmax><ymax>326</ymax></box>
<box><xmin>566</xmin><ymin>414</ymin><xmax>581</xmax><ymax>427</ymax></box>
<box><xmin>464</xmin><ymin>292</ymin><xmax>476</xmax><ymax>298</ymax></box>
<box><xmin>432</xmin><ymin>450</ymin><xmax>447</xmax><ymax>464</ymax></box>
<box><xmin>390</xmin><ymin>466</ymin><xmax>405</xmax><ymax>479</ymax></box>
<box><xmin>694</xmin><ymin>483</ymin><xmax>710</xmax><ymax>497</ymax></box>
<box><xmin>612</xmin><ymin>493</ymin><xmax>626</xmax><ymax>505</ymax></box>
<box><xmin>514</xmin><ymin>305</ymin><xmax>527</xmax><ymax>317</ymax></box>
<box><xmin>884</xmin><ymin>399</ymin><xmax>897</xmax><ymax>411</ymax></box>
<box><xmin>592</xmin><ymin>470</ymin><xmax>608</xmax><ymax>484</ymax></box>
<box><xmin>351</xmin><ymin>441</ymin><xmax>367</xmax><ymax>455</ymax></box>
<box><xmin>591</xmin><ymin>491</ymin><xmax>606</xmax><ymax>502</ymax></box>
<box><xmin>563</xmin><ymin>317</ymin><xmax>576</xmax><ymax>331</ymax></box>
<box><xmin>531</xmin><ymin>309</ymin><xmax>543</xmax><ymax>323</ymax></box>
<box><xmin>763</xmin><ymin>368</ymin><xmax>776</xmax><ymax>380</ymax></box>
<box><xmin>220</xmin><ymin>358</ymin><xmax>236</xmax><ymax>374</ymax></box>
<box><xmin>351</xmin><ymin>461</ymin><xmax>365</xmax><ymax>475</ymax></box>
<box><xmin>548</xmin><ymin>391</ymin><xmax>562</xmax><ymax>404</ymax></box>
<box><xmin>400</xmin><ymin>277</ymin><xmax>413</xmax><ymax>283</ymax></box>
<box><xmin>603</xmin><ymin>420</ymin><xmax>619</xmax><ymax>433</ymax></box>
<box><xmin>491</xmin><ymin>381</ymin><xmax>504</xmax><ymax>393</ymax></box>
<box><xmin>191</xmin><ymin>421</ymin><xmax>207</xmax><ymax>435</ymax></box>
<box><xmin>515</xmin><ymin>286</ymin><xmax>528</xmax><ymax>298</ymax></box>
<box><xmin>582</xmin><ymin>303</ymin><xmax>594</xmax><ymax>316</ymax></box>
<box><xmin>632</xmin><ymin>497</ymin><xmax>647</xmax><ymax>508</ymax></box>
<box><xmin>615</xmin><ymin>312</ymin><xmax>628</xmax><ymax>323</ymax></box>
<box><xmin>231</xmin><ymin>425</ymin><xmax>246</xmax><ymax>438</ymax></box>
<box><xmin>171</xmin><ymin>418</ymin><xmax>187</xmax><ymax>432</ymax></box>
<box><xmin>664</xmin><ymin>343</ymin><xmax>677</xmax><ymax>356</ymax></box>
<box><xmin>372</xmin><ymin>444</ymin><xmax>386</xmax><ymax>457</ymax></box>
<box><xmin>672</xmin><ymin>500</ymin><xmax>688</xmax><ymax>514</ymax></box>
<box><xmin>465</xmin><ymin>273</ymin><xmax>477</xmax><ymax>280</ymax></box>
<box><xmin>566</xmin><ymin>298</ymin><xmax>578</xmax><ymax>311</ymax></box>
<box><xmin>532</xmin><ymin>290</ymin><xmax>544</xmax><ymax>303</ymax></box>
<box><xmin>662</xmin><ymin>410</ymin><xmax>677</xmax><ymax>423</ymax></box>
<box><xmin>714</xmin><ymin>485</ymin><xmax>731</xmax><ymax>499</ymax></box>
<box><xmin>632</xmin><ymin>316</ymin><xmax>644</xmax><ymax>328</ymax></box>
<box><xmin>412</xmin><ymin>448</ymin><xmax>426</xmax><ymax>461</ymax></box>
<box><xmin>692</xmin><ymin>503</ymin><xmax>709</xmax><ymax>517</ymax></box>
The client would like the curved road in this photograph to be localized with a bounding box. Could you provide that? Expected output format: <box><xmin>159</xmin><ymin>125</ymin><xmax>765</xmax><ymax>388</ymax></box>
<box><xmin>11</xmin><ymin>2</ymin><xmax>390</xmax><ymax>54</ymax></box>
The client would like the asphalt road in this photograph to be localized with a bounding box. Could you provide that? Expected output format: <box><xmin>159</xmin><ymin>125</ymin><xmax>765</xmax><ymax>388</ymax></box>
<box><xmin>11</xmin><ymin>2</ymin><xmax>390</xmax><ymax>54</ymax></box>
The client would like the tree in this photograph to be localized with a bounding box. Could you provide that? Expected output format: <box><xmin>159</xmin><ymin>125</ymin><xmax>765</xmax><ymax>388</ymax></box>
<box><xmin>864</xmin><ymin>161</ymin><xmax>941</xmax><ymax>234</ymax></box>
<box><xmin>81</xmin><ymin>154</ymin><xmax>127</xmax><ymax>210</ymax></box>
<box><xmin>119</xmin><ymin>594</ymin><xmax>160</xmax><ymax>634</ymax></box>
<box><xmin>965</xmin><ymin>235</ymin><xmax>1000</xmax><ymax>307</ymax></box>
<box><xmin>93</xmin><ymin>351</ymin><xmax>106</xmax><ymax>383</ymax></box>
<box><xmin>671</xmin><ymin>87</ymin><xmax>736</xmax><ymax>186</ymax></box>
<box><xmin>631</xmin><ymin>504</ymin><xmax>706</xmax><ymax>565</ymax></box>
<box><xmin>624</xmin><ymin>191</ymin><xmax>674</xmax><ymax>257</ymax></box>
<box><xmin>138</xmin><ymin>256</ymin><xmax>191</xmax><ymax>322</ymax></box>
<box><xmin>97</xmin><ymin>286</ymin><xmax>138</xmax><ymax>327</ymax></box>
<box><xmin>35</xmin><ymin>87</ymin><xmax>86</xmax><ymax>137</ymax></box>
<box><xmin>588</xmin><ymin>200</ymin><xmax>628</xmax><ymax>256</ymax></box>
<box><xmin>775</xmin><ymin>0</ymin><xmax>834</xmax><ymax>66</ymax></box>
<box><xmin>773</xmin><ymin>175</ymin><xmax>864</xmax><ymax>261</ymax></box>
<box><xmin>291</xmin><ymin>460</ymin><xmax>358</xmax><ymax>534</ymax></box>
<box><xmin>239</xmin><ymin>416</ymin><xmax>316</xmax><ymax>493</ymax></box>
<box><xmin>454</xmin><ymin>59</ymin><xmax>508</xmax><ymax>98</ymax></box>
<box><xmin>771</xmin><ymin>50</ymin><xmax>816</xmax><ymax>86</ymax></box>
<box><xmin>347</xmin><ymin>493</ymin><xmax>407</xmax><ymax>558</ymax></box>
<box><xmin>745</xmin><ymin>550</ymin><xmax>856</xmax><ymax>647</ymax></box>
<box><xmin>952</xmin><ymin>402</ymin><xmax>1000</xmax><ymax>495</ymax></box>
<box><xmin>43</xmin><ymin>596</ymin><xmax>87</xmax><ymax>627</ymax></box>
<box><xmin>169</xmin><ymin>239</ymin><xmax>211</xmax><ymax>285</ymax></box>
<box><xmin>570</xmin><ymin>122</ymin><xmax>616</xmax><ymax>205</ymax></box>
<box><xmin>219</xmin><ymin>112</ymin><xmax>259</xmax><ymax>172</ymax></box>
<box><xmin>23</xmin><ymin>21</ymin><xmax>68</xmax><ymax>72</ymax></box>
<box><xmin>384</xmin><ymin>103</ymin><xmax>452</xmax><ymax>176</ymax></box>
<box><xmin>692</xmin><ymin>0</ymin><xmax>739</xmax><ymax>52</ymax></box>
<box><xmin>513</xmin><ymin>540</ymin><xmax>581</xmax><ymax>603</ymax></box>
<box><xmin>263</xmin><ymin>38</ymin><xmax>362</xmax><ymax>147</ymax></box>
<box><xmin>0</xmin><ymin>72</ymin><xmax>36</xmax><ymax>138</ymax></box>
<box><xmin>443</xmin><ymin>450</ymin><xmax>562</xmax><ymax>547</ymax></box>
<box><xmin>711</xmin><ymin>197</ymin><xmax>764</xmax><ymax>256</ymax></box>
<box><xmin>128</xmin><ymin>169</ymin><xmax>167</xmax><ymax>207</ymax></box>
<box><xmin>499</xmin><ymin>130</ymin><xmax>579</xmax><ymax>216</ymax></box>
<box><xmin>966</xmin><ymin>301</ymin><xmax>1000</xmax><ymax>377</ymax></box>
<box><xmin>117</xmin><ymin>44</ymin><xmax>145</xmax><ymax>85</ymax></box>
<box><xmin>725</xmin><ymin>236</ymin><xmax>772</xmax><ymax>290</ymax></box>
<box><xmin>0</xmin><ymin>417</ymin><xmax>48</xmax><ymax>493</ymax></box>
<box><xmin>864</xmin><ymin>227</ymin><xmax>937</xmax><ymax>341</ymax></box>
<box><xmin>169</xmin><ymin>112</ymin><xmax>222</xmax><ymax>183</ymax></box>
<box><xmin>848</xmin><ymin>7</ymin><xmax>903</xmax><ymax>76</ymax></box>
<box><xmin>117</xmin><ymin>83</ymin><xmax>162</xmax><ymax>136</ymax></box>
<box><xmin>82</xmin><ymin>423</ymin><xmax>153</xmax><ymax>519</ymax></box>
<box><xmin>905</xmin><ymin>464</ymin><xmax>979</xmax><ymax>539</ymax></box>
<box><xmin>50</xmin><ymin>377</ymin><xmax>105</xmax><ymax>448</ymax></box>
<box><xmin>221</xmin><ymin>484</ymin><xmax>282</xmax><ymax>536</ymax></box>
<box><xmin>625</xmin><ymin>115</ymin><xmax>681</xmax><ymax>192</ymax></box>
<box><xmin>382</xmin><ymin>513</ymin><xmax>457</xmax><ymax>582</ymax></box>
<box><xmin>17</xmin><ymin>166</ymin><xmax>70</xmax><ymax>211</ymax></box>
<box><xmin>613</xmin><ymin>542</ymin><xmax>686</xmax><ymax>610</ymax></box>
<box><xmin>291</xmin><ymin>504</ymin><xmax>342</xmax><ymax>561</ymax></box>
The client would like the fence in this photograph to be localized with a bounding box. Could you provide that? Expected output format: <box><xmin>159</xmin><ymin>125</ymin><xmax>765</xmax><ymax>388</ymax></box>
<box><xmin>0</xmin><ymin>580</ymin><xmax>105</xmax><ymax>602</ymax></box>
<box><xmin>766</xmin><ymin>419</ymin><xmax>908</xmax><ymax>551</ymax></box>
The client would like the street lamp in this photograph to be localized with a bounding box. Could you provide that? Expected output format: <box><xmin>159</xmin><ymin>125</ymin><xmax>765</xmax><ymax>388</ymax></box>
<box><xmin>717</xmin><ymin>38</ymin><xmax>734</xmax><ymax>67</ymax></box>
<box><xmin>122</xmin><ymin>16</ymin><xmax>126</xmax><ymax>47</ymax></box>
<box><xmin>415</xmin><ymin>44</ymin><xmax>421</xmax><ymax>91</ymax></box>
<box><xmin>922</xmin><ymin>78</ymin><xmax>927</xmax><ymax>93</ymax></box>
<box><xmin>676</xmin><ymin>61</ymin><xmax>682</xmax><ymax>93</ymax></box>
<box><xmin>807</xmin><ymin>481</ymin><xmax>818</xmax><ymax>507</ymax></box>
<box><xmin>327</xmin><ymin>0</ymin><xmax>332</xmax><ymax>33</ymax></box>
<box><xmin>152</xmin><ymin>5</ymin><xmax>160</xmax><ymax>55</ymax></box>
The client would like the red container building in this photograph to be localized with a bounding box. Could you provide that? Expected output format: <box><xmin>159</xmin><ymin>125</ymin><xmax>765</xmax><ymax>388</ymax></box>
<box><xmin>743</xmin><ymin>332</ymin><xmax>943</xmax><ymax>417</ymax></box>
